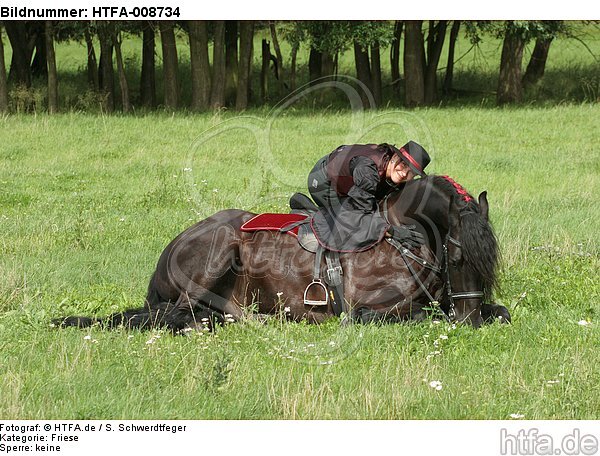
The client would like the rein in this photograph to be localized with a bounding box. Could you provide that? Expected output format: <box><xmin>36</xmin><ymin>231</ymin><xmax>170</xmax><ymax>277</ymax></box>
<box><xmin>381</xmin><ymin>194</ymin><xmax>484</xmax><ymax>322</ymax></box>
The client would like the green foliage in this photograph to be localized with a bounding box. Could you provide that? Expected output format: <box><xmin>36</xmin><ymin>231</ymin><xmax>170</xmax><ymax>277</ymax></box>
<box><xmin>282</xmin><ymin>21</ymin><xmax>394</xmax><ymax>54</ymax></box>
<box><xmin>466</xmin><ymin>20</ymin><xmax>570</xmax><ymax>44</ymax></box>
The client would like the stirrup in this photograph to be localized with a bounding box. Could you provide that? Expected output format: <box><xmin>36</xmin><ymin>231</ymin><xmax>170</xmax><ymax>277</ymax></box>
<box><xmin>303</xmin><ymin>279</ymin><xmax>329</xmax><ymax>306</ymax></box>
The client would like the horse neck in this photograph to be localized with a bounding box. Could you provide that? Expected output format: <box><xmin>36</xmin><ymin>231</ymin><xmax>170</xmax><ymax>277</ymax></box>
<box><xmin>384</xmin><ymin>179</ymin><xmax>451</xmax><ymax>235</ymax></box>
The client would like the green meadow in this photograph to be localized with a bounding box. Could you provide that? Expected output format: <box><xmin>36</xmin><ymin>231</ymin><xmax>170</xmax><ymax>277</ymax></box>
<box><xmin>0</xmin><ymin>104</ymin><xmax>598</xmax><ymax>419</ymax></box>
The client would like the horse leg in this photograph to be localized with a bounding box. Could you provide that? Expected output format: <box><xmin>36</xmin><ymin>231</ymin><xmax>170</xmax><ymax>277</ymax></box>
<box><xmin>481</xmin><ymin>302</ymin><xmax>511</xmax><ymax>324</ymax></box>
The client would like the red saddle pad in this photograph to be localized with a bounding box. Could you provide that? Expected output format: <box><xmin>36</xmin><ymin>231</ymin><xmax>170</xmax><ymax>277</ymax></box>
<box><xmin>240</xmin><ymin>213</ymin><xmax>308</xmax><ymax>237</ymax></box>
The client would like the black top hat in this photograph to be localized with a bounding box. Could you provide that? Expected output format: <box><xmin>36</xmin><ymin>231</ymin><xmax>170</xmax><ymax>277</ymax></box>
<box><xmin>396</xmin><ymin>141</ymin><xmax>431</xmax><ymax>177</ymax></box>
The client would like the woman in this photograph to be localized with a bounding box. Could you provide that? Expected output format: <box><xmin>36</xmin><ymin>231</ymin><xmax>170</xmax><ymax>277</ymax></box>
<box><xmin>308</xmin><ymin>141</ymin><xmax>430</xmax><ymax>251</ymax></box>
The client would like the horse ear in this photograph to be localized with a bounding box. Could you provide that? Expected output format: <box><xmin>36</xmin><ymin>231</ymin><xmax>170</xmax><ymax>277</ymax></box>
<box><xmin>478</xmin><ymin>191</ymin><xmax>489</xmax><ymax>221</ymax></box>
<box><xmin>448</xmin><ymin>195</ymin><xmax>459</xmax><ymax>228</ymax></box>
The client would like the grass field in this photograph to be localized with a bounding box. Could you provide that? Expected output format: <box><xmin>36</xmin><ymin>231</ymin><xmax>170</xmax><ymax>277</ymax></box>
<box><xmin>0</xmin><ymin>103</ymin><xmax>598</xmax><ymax>419</ymax></box>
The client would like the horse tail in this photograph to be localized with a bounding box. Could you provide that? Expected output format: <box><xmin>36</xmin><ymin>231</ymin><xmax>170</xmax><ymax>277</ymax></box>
<box><xmin>53</xmin><ymin>281</ymin><xmax>172</xmax><ymax>330</ymax></box>
<box><xmin>52</xmin><ymin>303</ymin><xmax>170</xmax><ymax>330</ymax></box>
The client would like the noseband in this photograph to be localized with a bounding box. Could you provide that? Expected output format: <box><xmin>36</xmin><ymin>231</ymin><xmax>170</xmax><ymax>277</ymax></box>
<box><xmin>382</xmin><ymin>196</ymin><xmax>484</xmax><ymax>322</ymax></box>
<box><xmin>442</xmin><ymin>235</ymin><xmax>485</xmax><ymax>320</ymax></box>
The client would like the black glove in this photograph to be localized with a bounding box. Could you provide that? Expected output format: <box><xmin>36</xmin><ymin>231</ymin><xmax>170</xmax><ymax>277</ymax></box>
<box><xmin>387</xmin><ymin>224</ymin><xmax>425</xmax><ymax>249</ymax></box>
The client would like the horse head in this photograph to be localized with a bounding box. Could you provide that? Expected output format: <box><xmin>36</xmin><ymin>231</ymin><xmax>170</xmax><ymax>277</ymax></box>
<box><xmin>386</xmin><ymin>176</ymin><xmax>499</xmax><ymax>326</ymax></box>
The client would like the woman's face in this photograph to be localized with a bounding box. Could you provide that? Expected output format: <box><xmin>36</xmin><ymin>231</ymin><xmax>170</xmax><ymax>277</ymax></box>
<box><xmin>387</xmin><ymin>157</ymin><xmax>415</xmax><ymax>184</ymax></box>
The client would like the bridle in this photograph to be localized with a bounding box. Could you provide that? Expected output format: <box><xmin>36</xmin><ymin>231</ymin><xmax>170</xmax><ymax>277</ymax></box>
<box><xmin>382</xmin><ymin>195</ymin><xmax>484</xmax><ymax>323</ymax></box>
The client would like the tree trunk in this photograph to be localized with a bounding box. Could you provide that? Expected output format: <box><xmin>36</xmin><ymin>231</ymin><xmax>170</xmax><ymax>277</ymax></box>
<box><xmin>371</xmin><ymin>41</ymin><xmax>382</xmax><ymax>107</ymax></box>
<box><xmin>159</xmin><ymin>21</ymin><xmax>179</xmax><ymax>110</ymax></box>
<box><xmin>210</xmin><ymin>21</ymin><xmax>226</xmax><ymax>109</ymax></box>
<box><xmin>290</xmin><ymin>42</ymin><xmax>298</xmax><ymax>92</ymax></box>
<box><xmin>353</xmin><ymin>41</ymin><xmax>373</xmax><ymax>107</ymax></box>
<box><xmin>308</xmin><ymin>48</ymin><xmax>322</xmax><ymax>84</ymax></box>
<box><xmin>224</xmin><ymin>21</ymin><xmax>238</xmax><ymax>104</ymax></box>
<box><xmin>424</xmin><ymin>20</ymin><xmax>447</xmax><ymax>105</ymax></box>
<box><xmin>113</xmin><ymin>28</ymin><xmax>130</xmax><ymax>113</ymax></box>
<box><xmin>497</xmin><ymin>26</ymin><xmax>525</xmax><ymax>105</ymax></box>
<box><xmin>97</xmin><ymin>24</ymin><xmax>115</xmax><ymax>113</ymax></box>
<box><xmin>403</xmin><ymin>20</ymin><xmax>425</xmax><ymax>107</ymax></box>
<box><xmin>443</xmin><ymin>21</ymin><xmax>460</xmax><ymax>95</ymax></box>
<box><xmin>390</xmin><ymin>21</ymin><xmax>403</xmax><ymax>96</ymax></box>
<box><xmin>31</xmin><ymin>31</ymin><xmax>48</xmax><ymax>80</ymax></box>
<box><xmin>236</xmin><ymin>21</ymin><xmax>254</xmax><ymax>110</ymax></box>
<box><xmin>84</xmin><ymin>26</ymin><xmax>99</xmax><ymax>91</ymax></box>
<box><xmin>189</xmin><ymin>20</ymin><xmax>211</xmax><ymax>111</ymax></box>
<box><xmin>0</xmin><ymin>25</ymin><xmax>9</xmax><ymax>113</ymax></box>
<box><xmin>522</xmin><ymin>37</ymin><xmax>553</xmax><ymax>87</ymax></box>
<box><xmin>4</xmin><ymin>22</ymin><xmax>33</xmax><ymax>87</ymax></box>
<box><xmin>269</xmin><ymin>21</ymin><xmax>284</xmax><ymax>78</ymax></box>
<box><xmin>45</xmin><ymin>21</ymin><xmax>58</xmax><ymax>114</ymax></box>
<box><xmin>321</xmin><ymin>52</ymin><xmax>334</xmax><ymax>78</ymax></box>
<box><xmin>140</xmin><ymin>21</ymin><xmax>156</xmax><ymax>108</ymax></box>
<box><xmin>260</xmin><ymin>39</ymin><xmax>270</xmax><ymax>103</ymax></box>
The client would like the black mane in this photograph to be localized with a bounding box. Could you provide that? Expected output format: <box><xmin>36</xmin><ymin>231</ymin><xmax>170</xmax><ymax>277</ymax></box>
<box><xmin>429</xmin><ymin>175</ymin><xmax>500</xmax><ymax>300</ymax></box>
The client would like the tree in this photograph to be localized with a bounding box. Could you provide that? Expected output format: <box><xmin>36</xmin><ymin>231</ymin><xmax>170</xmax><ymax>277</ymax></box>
<box><xmin>188</xmin><ymin>21</ymin><xmax>211</xmax><ymax>111</ymax></box>
<box><xmin>352</xmin><ymin>21</ymin><xmax>394</xmax><ymax>107</ymax></box>
<box><xmin>236</xmin><ymin>21</ymin><xmax>254</xmax><ymax>110</ymax></box>
<box><xmin>354</xmin><ymin>41</ymin><xmax>373</xmax><ymax>104</ymax></box>
<box><xmin>113</xmin><ymin>25</ymin><xmax>130</xmax><ymax>113</ymax></box>
<box><xmin>402</xmin><ymin>20</ymin><xmax>448</xmax><ymax>106</ymax></box>
<box><xmin>390</xmin><ymin>21</ymin><xmax>403</xmax><ymax>97</ymax></box>
<box><xmin>522</xmin><ymin>37</ymin><xmax>553</xmax><ymax>87</ymax></box>
<box><xmin>424</xmin><ymin>20</ymin><xmax>447</xmax><ymax>104</ymax></box>
<box><xmin>404</xmin><ymin>20</ymin><xmax>426</xmax><ymax>107</ymax></box>
<box><xmin>269</xmin><ymin>22</ymin><xmax>284</xmax><ymax>79</ymax></box>
<box><xmin>260</xmin><ymin>39</ymin><xmax>270</xmax><ymax>102</ymax></box>
<box><xmin>442</xmin><ymin>21</ymin><xmax>461</xmax><ymax>95</ymax></box>
<box><xmin>84</xmin><ymin>23</ymin><xmax>99</xmax><ymax>91</ymax></box>
<box><xmin>140</xmin><ymin>21</ymin><xmax>156</xmax><ymax>108</ymax></box>
<box><xmin>370</xmin><ymin>40</ymin><xmax>382</xmax><ymax>105</ymax></box>
<box><xmin>210</xmin><ymin>21</ymin><xmax>226</xmax><ymax>109</ymax></box>
<box><xmin>497</xmin><ymin>22</ymin><xmax>527</xmax><ymax>104</ymax></box>
<box><xmin>224</xmin><ymin>21</ymin><xmax>238</xmax><ymax>104</ymax></box>
<box><xmin>45</xmin><ymin>21</ymin><xmax>58</xmax><ymax>113</ymax></box>
<box><xmin>281</xmin><ymin>23</ymin><xmax>304</xmax><ymax>92</ymax></box>
<box><xmin>4</xmin><ymin>22</ymin><xmax>36</xmax><ymax>87</ymax></box>
<box><xmin>0</xmin><ymin>23</ymin><xmax>8</xmax><ymax>113</ymax></box>
<box><xmin>31</xmin><ymin>30</ymin><xmax>48</xmax><ymax>79</ymax></box>
<box><xmin>159</xmin><ymin>21</ymin><xmax>179</xmax><ymax>110</ymax></box>
<box><xmin>97</xmin><ymin>22</ymin><xmax>115</xmax><ymax>112</ymax></box>
<box><xmin>469</xmin><ymin>21</ymin><xmax>568</xmax><ymax>105</ymax></box>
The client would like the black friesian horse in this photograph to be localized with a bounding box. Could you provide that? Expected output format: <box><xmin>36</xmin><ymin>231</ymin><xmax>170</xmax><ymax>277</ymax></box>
<box><xmin>56</xmin><ymin>175</ymin><xmax>510</xmax><ymax>330</ymax></box>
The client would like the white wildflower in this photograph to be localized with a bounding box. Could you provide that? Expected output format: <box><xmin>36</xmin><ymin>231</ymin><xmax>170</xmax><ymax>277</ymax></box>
<box><xmin>83</xmin><ymin>335</ymin><xmax>92</xmax><ymax>340</ymax></box>
<box><xmin>276</xmin><ymin>291</ymin><xmax>283</xmax><ymax>298</ymax></box>
<box><xmin>429</xmin><ymin>380</ymin><xmax>443</xmax><ymax>391</ymax></box>
<box><xmin>284</xmin><ymin>307</ymin><xmax>291</xmax><ymax>313</ymax></box>
<box><xmin>510</xmin><ymin>413</ymin><xmax>525</xmax><ymax>419</ymax></box>
<box><xmin>439</xmin><ymin>335</ymin><xmax>448</xmax><ymax>340</ymax></box>
<box><xmin>578</xmin><ymin>320</ymin><xmax>590</xmax><ymax>326</ymax></box>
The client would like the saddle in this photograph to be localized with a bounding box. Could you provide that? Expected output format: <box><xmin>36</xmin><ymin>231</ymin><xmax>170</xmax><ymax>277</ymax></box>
<box><xmin>240</xmin><ymin>193</ymin><xmax>346</xmax><ymax>316</ymax></box>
